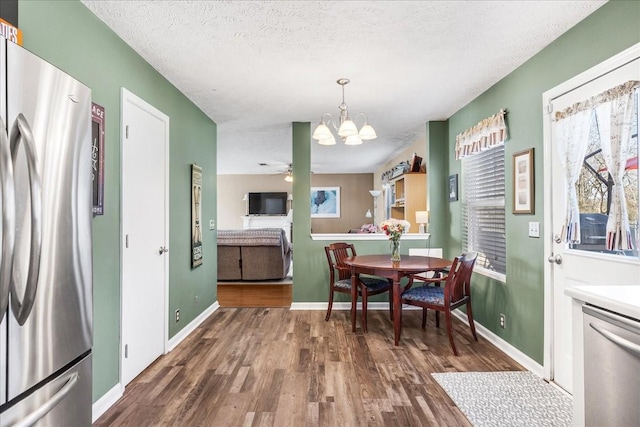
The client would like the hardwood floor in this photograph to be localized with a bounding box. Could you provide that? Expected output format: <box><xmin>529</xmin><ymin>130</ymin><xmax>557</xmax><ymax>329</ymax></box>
<box><xmin>94</xmin><ymin>308</ymin><xmax>524</xmax><ymax>426</ymax></box>
<box><xmin>217</xmin><ymin>284</ymin><xmax>292</xmax><ymax>307</ymax></box>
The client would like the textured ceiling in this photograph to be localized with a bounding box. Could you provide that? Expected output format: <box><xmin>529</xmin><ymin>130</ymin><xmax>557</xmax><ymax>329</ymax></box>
<box><xmin>82</xmin><ymin>0</ymin><xmax>606</xmax><ymax>174</ymax></box>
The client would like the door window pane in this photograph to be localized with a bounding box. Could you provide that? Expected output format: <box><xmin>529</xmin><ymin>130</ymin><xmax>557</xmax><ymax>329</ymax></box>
<box><xmin>573</xmin><ymin>89</ymin><xmax>639</xmax><ymax>257</ymax></box>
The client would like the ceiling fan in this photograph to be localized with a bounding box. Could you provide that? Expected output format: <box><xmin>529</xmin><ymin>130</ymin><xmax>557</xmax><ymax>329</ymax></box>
<box><xmin>283</xmin><ymin>164</ymin><xmax>293</xmax><ymax>182</ymax></box>
<box><xmin>262</xmin><ymin>162</ymin><xmax>293</xmax><ymax>182</ymax></box>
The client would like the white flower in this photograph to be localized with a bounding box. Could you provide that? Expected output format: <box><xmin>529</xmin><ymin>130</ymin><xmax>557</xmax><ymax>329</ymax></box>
<box><xmin>379</xmin><ymin>219</ymin><xmax>411</xmax><ymax>239</ymax></box>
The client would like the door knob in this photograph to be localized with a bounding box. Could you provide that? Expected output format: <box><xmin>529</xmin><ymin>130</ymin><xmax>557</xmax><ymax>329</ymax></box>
<box><xmin>159</xmin><ymin>246</ymin><xmax>168</xmax><ymax>255</ymax></box>
<box><xmin>547</xmin><ymin>254</ymin><xmax>562</xmax><ymax>264</ymax></box>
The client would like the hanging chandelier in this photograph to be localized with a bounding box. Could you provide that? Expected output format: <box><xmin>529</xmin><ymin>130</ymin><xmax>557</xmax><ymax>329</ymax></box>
<box><xmin>312</xmin><ymin>78</ymin><xmax>377</xmax><ymax>146</ymax></box>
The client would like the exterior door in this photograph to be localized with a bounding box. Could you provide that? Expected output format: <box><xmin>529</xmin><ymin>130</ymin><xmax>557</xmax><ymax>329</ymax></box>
<box><xmin>544</xmin><ymin>49</ymin><xmax>640</xmax><ymax>393</ymax></box>
<box><xmin>121</xmin><ymin>89</ymin><xmax>169</xmax><ymax>386</ymax></box>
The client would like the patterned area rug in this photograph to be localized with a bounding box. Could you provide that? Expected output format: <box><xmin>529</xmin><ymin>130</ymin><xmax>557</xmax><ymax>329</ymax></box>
<box><xmin>431</xmin><ymin>371</ymin><xmax>572</xmax><ymax>427</ymax></box>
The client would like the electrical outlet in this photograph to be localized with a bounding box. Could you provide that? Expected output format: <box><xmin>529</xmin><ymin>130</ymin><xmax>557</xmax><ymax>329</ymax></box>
<box><xmin>209</xmin><ymin>220</ymin><xmax>215</xmax><ymax>230</ymax></box>
<box><xmin>195</xmin><ymin>295</ymin><xmax>200</xmax><ymax>306</ymax></box>
<box><xmin>499</xmin><ymin>313</ymin><xmax>506</xmax><ymax>329</ymax></box>
<box><xmin>175</xmin><ymin>309</ymin><xmax>180</xmax><ymax>323</ymax></box>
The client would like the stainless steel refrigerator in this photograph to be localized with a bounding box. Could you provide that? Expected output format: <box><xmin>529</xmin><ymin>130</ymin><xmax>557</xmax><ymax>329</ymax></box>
<box><xmin>0</xmin><ymin>39</ymin><xmax>93</xmax><ymax>426</ymax></box>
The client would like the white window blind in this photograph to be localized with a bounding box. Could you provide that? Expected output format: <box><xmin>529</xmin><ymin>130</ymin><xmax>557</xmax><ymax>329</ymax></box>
<box><xmin>462</xmin><ymin>145</ymin><xmax>507</xmax><ymax>278</ymax></box>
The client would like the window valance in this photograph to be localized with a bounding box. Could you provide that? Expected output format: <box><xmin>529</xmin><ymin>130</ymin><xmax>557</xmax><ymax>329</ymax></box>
<box><xmin>554</xmin><ymin>80</ymin><xmax>639</xmax><ymax>121</ymax></box>
<box><xmin>455</xmin><ymin>109</ymin><xmax>507</xmax><ymax>160</ymax></box>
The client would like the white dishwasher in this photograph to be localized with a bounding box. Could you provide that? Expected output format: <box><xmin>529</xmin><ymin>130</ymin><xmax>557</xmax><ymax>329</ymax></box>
<box><xmin>583</xmin><ymin>304</ymin><xmax>640</xmax><ymax>426</ymax></box>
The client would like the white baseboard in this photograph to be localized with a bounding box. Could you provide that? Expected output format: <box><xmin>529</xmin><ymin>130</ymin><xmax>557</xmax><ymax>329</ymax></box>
<box><xmin>92</xmin><ymin>383</ymin><xmax>123</xmax><ymax>423</ymax></box>
<box><xmin>290</xmin><ymin>302</ymin><xmax>543</xmax><ymax>376</ymax></box>
<box><xmin>167</xmin><ymin>301</ymin><xmax>220</xmax><ymax>352</ymax></box>
<box><xmin>290</xmin><ymin>302</ymin><xmax>420</xmax><ymax>311</ymax></box>
<box><xmin>451</xmin><ymin>311</ymin><xmax>544</xmax><ymax>377</ymax></box>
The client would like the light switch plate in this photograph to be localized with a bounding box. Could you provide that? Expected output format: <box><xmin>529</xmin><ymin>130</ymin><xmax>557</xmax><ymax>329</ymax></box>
<box><xmin>528</xmin><ymin>221</ymin><xmax>540</xmax><ymax>238</ymax></box>
<box><xmin>209</xmin><ymin>220</ymin><xmax>215</xmax><ymax>231</ymax></box>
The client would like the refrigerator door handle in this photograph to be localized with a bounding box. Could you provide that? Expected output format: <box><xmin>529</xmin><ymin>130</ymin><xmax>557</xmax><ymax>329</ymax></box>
<box><xmin>0</xmin><ymin>119</ymin><xmax>16</xmax><ymax>321</ymax></box>
<box><xmin>10</xmin><ymin>372</ymin><xmax>79</xmax><ymax>427</ymax></box>
<box><xmin>9</xmin><ymin>113</ymin><xmax>42</xmax><ymax>326</ymax></box>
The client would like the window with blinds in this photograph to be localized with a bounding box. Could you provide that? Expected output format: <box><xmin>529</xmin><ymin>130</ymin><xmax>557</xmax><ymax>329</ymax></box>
<box><xmin>462</xmin><ymin>144</ymin><xmax>507</xmax><ymax>280</ymax></box>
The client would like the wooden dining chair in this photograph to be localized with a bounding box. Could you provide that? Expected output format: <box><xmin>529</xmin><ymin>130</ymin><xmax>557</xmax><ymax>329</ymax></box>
<box><xmin>401</xmin><ymin>251</ymin><xmax>478</xmax><ymax>355</ymax></box>
<box><xmin>324</xmin><ymin>242</ymin><xmax>393</xmax><ymax>332</ymax></box>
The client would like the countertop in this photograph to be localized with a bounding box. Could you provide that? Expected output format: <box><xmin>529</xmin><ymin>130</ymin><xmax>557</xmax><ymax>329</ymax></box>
<box><xmin>565</xmin><ymin>285</ymin><xmax>640</xmax><ymax>320</ymax></box>
<box><xmin>310</xmin><ymin>233</ymin><xmax>430</xmax><ymax>241</ymax></box>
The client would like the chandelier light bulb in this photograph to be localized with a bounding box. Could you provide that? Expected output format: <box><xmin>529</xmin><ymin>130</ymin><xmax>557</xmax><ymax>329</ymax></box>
<box><xmin>338</xmin><ymin>119</ymin><xmax>358</xmax><ymax>137</ymax></box>
<box><xmin>317</xmin><ymin>136</ymin><xmax>337</xmax><ymax>145</ymax></box>
<box><xmin>358</xmin><ymin>123</ymin><xmax>377</xmax><ymax>140</ymax></box>
<box><xmin>312</xmin><ymin>122</ymin><xmax>332</xmax><ymax>140</ymax></box>
<box><xmin>314</xmin><ymin>78</ymin><xmax>375</xmax><ymax>145</ymax></box>
<box><xmin>344</xmin><ymin>134</ymin><xmax>363</xmax><ymax>145</ymax></box>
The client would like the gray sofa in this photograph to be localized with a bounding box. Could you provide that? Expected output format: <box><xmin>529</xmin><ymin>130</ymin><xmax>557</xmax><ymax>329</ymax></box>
<box><xmin>217</xmin><ymin>228</ymin><xmax>292</xmax><ymax>281</ymax></box>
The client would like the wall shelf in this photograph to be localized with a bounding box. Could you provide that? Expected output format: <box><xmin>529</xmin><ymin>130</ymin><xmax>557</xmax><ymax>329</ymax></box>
<box><xmin>387</xmin><ymin>173</ymin><xmax>427</xmax><ymax>233</ymax></box>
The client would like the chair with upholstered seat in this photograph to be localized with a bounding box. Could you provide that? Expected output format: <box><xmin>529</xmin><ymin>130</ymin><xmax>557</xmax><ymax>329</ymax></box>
<box><xmin>401</xmin><ymin>251</ymin><xmax>478</xmax><ymax>355</ymax></box>
<box><xmin>324</xmin><ymin>242</ymin><xmax>393</xmax><ymax>332</ymax></box>
<box><xmin>406</xmin><ymin>248</ymin><xmax>448</xmax><ymax>325</ymax></box>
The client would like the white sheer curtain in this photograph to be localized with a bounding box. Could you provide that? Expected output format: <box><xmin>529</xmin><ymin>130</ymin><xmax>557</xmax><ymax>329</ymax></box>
<box><xmin>594</xmin><ymin>82</ymin><xmax>637</xmax><ymax>250</ymax></box>
<box><xmin>555</xmin><ymin>109</ymin><xmax>592</xmax><ymax>243</ymax></box>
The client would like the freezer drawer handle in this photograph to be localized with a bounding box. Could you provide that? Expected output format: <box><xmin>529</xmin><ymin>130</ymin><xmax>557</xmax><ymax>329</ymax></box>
<box><xmin>590</xmin><ymin>322</ymin><xmax>640</xmax><ymax>360</ymax></box>
<box><xmin>0</xmin><ymin>119</ymin><xmax>16</xmax><ymax>321</ymax></box>
<box><xmin>9</xmin><ymin>372</ymin><xmax>79</xmax><ymax>427</ymax></box>
<box><xmin>9</xmin><ymin>114</ymin><xmax>42</xmax><ymax>326</ymax></box>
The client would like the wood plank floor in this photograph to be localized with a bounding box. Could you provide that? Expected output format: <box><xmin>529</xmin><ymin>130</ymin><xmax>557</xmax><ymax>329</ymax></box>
<box><xmin>94</xmin><ymin>308</ymin><xmax>524</xmax><ymax>426</ymax></box>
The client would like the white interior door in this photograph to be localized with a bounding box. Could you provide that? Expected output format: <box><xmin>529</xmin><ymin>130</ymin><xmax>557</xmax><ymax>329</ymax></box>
<box><xmin>121</xmin><ymin>89</ymin><xmax>169</xmax><ymax>386</ymax></box>
<box><xmin>545</xmin><ymin>52</ymin><xmax>640</xmax><ymax>393</ymax></box>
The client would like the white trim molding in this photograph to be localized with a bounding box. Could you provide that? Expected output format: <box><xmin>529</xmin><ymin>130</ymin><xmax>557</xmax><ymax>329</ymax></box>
<box><xmin>290</xmin><ymin>302</ymin><xmax>420</xmax><ymax>311</ymax></box>
<box><xmin>452</xmin><ymin>311</ymin><xmax>544</xmax><ymax>377</ymax></box>
<box><xmin>311</xmin><ymin>233</ymin><xmax>430</xmax><ymax>241</ymax></box>
<box><xmin>92</xmin><ymin>384</ymin><xmax>123</xmax><ymax>423</ymax></box>
<box><xmin>167</xmin><ymin>301</ymin><xmax>220</xmax><ymax>352</ymax></box>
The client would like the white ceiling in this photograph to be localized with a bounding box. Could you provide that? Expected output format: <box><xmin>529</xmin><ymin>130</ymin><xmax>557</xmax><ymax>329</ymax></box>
<box><xmin>82</xmin><ymin>0</ymin><xmax>606</xmax><ymax>175</ymax></box>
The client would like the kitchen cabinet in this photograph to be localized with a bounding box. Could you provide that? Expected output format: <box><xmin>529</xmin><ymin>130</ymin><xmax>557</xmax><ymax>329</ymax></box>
<box><xmin>388</xmin><ymin>173</ymin><xmax>427</xmax><ymax>233</ymax></box>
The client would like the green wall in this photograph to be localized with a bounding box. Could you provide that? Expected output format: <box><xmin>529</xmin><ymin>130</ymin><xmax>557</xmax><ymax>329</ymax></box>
<box><xmin>426</xmin><ymin>121</ymin><xmax>449</xmax><ymax>249</ymax></box>
<box><xmin>443</xmin><ymin>0</ymin><xmax>640</xmax><ymax>362</ymax></box>
<box><xmin>19</xmin><ymin>1</ymin><xmax>218</xmax><ymax>402</ymax></box>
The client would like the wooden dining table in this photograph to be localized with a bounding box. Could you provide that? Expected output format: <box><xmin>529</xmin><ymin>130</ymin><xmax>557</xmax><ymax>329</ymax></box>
<box><xmin>344</xmin><ymin>254</ymin><xmax>452</xmax><ymax>345</ymax></box>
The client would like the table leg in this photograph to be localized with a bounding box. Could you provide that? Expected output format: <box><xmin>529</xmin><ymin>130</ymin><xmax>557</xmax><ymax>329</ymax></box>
<box><xmin>351</xmin><ymin>268</ymin><xmax>357</xmax><ymax>332</ymax></box>
<box><xmin>393</xmin><ymin>277</ymin><xmax>402</xmax><ymax>345</ymax></box>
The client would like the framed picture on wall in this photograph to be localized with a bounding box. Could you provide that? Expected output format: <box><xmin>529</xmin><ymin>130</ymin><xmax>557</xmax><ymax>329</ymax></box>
<box><xmin>310</xmin><ymin>187</ymin><xmax>340</xmax><ymax>218</ymax></box>
<box><xmin>448</xmin><ymin>174</ymin><xmax>458</xmax><ymax>202</ymax></box>
<box><xmin>91</xmin><ymin>102</ymin><xmax>105</xmax><ymax>215</ymax></box>
<box><xmin>191</xmin><ymin>164</ymin><xmax>203</xmax><ymax>268</ymax></box>
<box><xmin>513</xmin><ymin>148</ymin><xmax>535</xmax><ymax>214</ymax></box>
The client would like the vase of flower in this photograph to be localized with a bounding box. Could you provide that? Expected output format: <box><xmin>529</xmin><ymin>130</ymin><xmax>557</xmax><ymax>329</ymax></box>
<box><xmin>380</xmin><ymin>218</ymin><xmax>411</xmax><ymax>262</ymax></box>
<box><xmin>390</xmin><ymin>237</ymin><xmax>401</xmax><ymax>262</ymax></box>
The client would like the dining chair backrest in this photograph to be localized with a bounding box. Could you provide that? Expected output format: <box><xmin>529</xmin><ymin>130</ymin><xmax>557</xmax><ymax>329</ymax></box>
<box><xmin>444</xmin><ymin>251</ymin><xmax>478</xmax><ymax>304</ymax></box>
<box><xmin>325</xmin><ymin>242</ymin><xmax>356</xmax><ymax>281</ymax></box>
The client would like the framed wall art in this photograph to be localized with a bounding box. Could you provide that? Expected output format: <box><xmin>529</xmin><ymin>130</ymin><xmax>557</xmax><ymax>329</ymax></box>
<box><xmin>310</xmin><ymin>187</ymin><xmax>340</xmax><ymax>218</ymax></box>
<box><xmin>513</xmin><ymin>148</ymin><xmax>534</xmax><ymax>214</ymax></box>
<box><xmin>191</xmin><ymin>164</ymin><xmax>203</xmax><ymax>268</ymax></box>
<box><xmin>448</xmin><ymin>174</ymin><xmax>458</xmax><ymax>202</ymax></box>
<box><xmin>91</xmin><ymin>102</ymin><xmax>105</xmax><ymax>215</ymax></box>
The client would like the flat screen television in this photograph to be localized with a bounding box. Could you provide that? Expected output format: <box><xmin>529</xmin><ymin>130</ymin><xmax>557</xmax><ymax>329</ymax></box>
<box><xmin>248</xmin><ymin>192</ymin><xmax>288</xmax><ymax>215</ymax></box>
